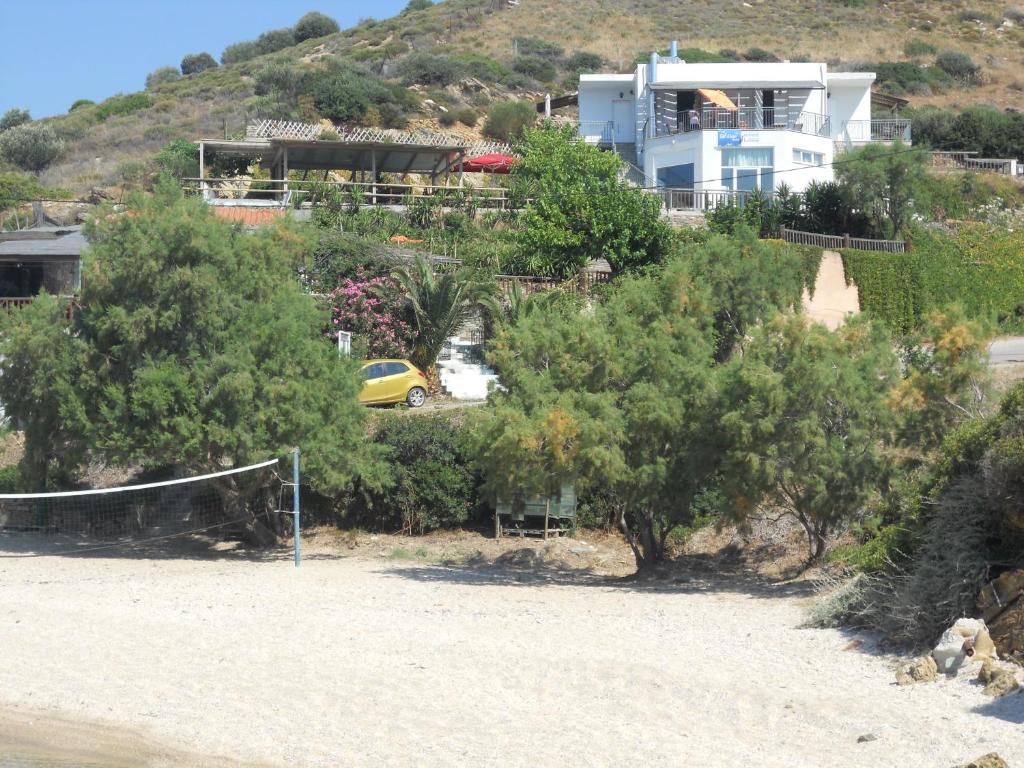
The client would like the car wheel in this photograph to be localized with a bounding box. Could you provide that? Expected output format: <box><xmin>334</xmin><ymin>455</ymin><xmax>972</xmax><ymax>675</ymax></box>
<box><xmin>406</xmin><ymin>387</ymin><xmax>426</xmax><ymax>408</ymax></box>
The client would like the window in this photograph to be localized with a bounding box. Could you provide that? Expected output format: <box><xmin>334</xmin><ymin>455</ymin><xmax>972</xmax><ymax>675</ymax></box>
<box><xmin>721</xmin><ymin>148</ymin><xmax>774</xmax><ymax>192</ymax></box>
<box><xmin>657</xmin><ymin>162</ymin><xmax>694</xmax><ymax>188</ymax></box>
<box><xmin>383</xmin><ymin>362</ymin><xmax>409</xmax><ymax>376</ymax></box>
<box><xmin>792</xmin><ymin>149</ymin><xmax>824</xmax><ymax>166</ymax></box>
<box><xmin>363</xmin><ymin>363</ymin><xmax>386</xmax><ymax>380</ymax></box>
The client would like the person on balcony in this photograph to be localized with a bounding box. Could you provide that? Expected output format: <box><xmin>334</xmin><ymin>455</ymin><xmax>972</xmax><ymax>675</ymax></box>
<box><xmin>688</xmin><ymin>109</ymin><xmax>700</xmax><ymax>131</ymax></box>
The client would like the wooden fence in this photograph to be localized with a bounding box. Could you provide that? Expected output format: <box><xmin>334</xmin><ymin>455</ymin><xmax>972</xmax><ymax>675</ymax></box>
<box><xmin>779</xmin><ymin>226</ymin><xmax>909</xmax><ymax>253</ymax></box>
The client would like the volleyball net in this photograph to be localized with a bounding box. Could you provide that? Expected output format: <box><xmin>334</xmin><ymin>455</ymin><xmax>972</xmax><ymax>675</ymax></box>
<box><xmin>0</xmin><ymin>457</ymin><xmax>297</xmax><ymax>557</ymax></box>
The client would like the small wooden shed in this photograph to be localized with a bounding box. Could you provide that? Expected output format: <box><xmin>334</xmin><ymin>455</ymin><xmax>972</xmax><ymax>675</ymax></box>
<box><xmin>495</xmin><ymin>483</ymin><xmax>577</xmax><ymax>539</ymax></box>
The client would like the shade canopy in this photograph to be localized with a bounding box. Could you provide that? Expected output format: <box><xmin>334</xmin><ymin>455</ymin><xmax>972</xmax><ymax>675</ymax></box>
<box><xmin>458</xmin><ymin>153</ymin><xmax>517</xmax><ymax>174</ymax></box>
<box><xmin>697</xmin><ymin>88</ymin><xmax>738</xmax><ymax>110</ymax></box>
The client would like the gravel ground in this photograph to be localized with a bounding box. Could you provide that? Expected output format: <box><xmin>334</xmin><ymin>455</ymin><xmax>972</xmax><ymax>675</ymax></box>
<box><xmin>0</xmin><ymin>547</ymin><xmax>1021</xmax><ymax>767</ymax></box>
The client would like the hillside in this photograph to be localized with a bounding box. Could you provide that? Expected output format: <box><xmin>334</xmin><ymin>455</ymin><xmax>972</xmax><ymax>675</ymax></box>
<box><xmin>10</xmin><ymin>0</ymin><xmax>1024</xmax><ymax>198</ymax></box>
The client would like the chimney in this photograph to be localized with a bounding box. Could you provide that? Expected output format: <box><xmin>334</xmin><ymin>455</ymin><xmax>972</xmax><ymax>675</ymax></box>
<box><xmin>670</xmin><ymin>40</ymin><xmax>678</xmax><ymax>58</ymax></box>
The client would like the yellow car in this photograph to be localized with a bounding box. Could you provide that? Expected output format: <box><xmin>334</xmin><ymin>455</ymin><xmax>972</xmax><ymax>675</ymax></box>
<box><xmin>358</xmin><ymin>359</ymin><xmax>428</xmax><ymax>407</ymax></box>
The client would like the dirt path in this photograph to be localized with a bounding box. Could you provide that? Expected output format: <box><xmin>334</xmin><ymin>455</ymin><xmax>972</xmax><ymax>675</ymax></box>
<box><xmin>0</xmin><ymin>547</ymin><xmax>1020</xmax><ymax>767</ymax></box>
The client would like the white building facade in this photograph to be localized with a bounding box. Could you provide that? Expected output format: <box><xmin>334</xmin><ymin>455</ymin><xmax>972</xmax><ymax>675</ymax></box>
<box><xmin>578</xmin><ymin>43</ymin><xmax>910</xmax><ymax>204</ymax></box>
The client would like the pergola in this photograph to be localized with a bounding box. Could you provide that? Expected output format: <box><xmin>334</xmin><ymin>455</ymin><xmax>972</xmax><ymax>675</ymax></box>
<box><xmin>197</xmin><ymin>137</ymin><xmax>471</xmax><ymax>200</ymax></box>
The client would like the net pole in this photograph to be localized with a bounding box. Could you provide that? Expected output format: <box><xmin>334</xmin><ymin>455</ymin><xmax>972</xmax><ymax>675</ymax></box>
<box><xmin>292</xmin><ymin>447</ymin><xmax>301</xmax><ymax>568</ymax></box>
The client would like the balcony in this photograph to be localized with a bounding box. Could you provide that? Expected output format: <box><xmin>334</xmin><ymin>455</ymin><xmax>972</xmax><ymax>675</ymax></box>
<box><xmin>654</xmin><ymin>108</ymin><xmax>831</xmax><ymax>139</ymax></box>
<box><xmin>838</xmin><ymin>119</ymin><xmax>912</xmax><ymax>145</ymax></box>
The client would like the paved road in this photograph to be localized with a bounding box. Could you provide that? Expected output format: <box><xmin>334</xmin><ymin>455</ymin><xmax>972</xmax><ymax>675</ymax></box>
<box><xmin>990</xmin><ymin>337</ymin><xmax>1024</xmax><ymax>366</ymax></box>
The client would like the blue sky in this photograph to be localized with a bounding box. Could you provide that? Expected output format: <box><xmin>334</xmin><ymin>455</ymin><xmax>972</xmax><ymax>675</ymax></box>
<box><xmin>0</xmin><ymin>0</ymin><xmax>411</xmax><ymax>118</ymax></box>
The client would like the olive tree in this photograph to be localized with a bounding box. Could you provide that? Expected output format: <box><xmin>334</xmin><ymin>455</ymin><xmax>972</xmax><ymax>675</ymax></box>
<box><xmin>0</xmin><ymin>122</ymin><xmax>65</xmax><ymax>173</ymax></box>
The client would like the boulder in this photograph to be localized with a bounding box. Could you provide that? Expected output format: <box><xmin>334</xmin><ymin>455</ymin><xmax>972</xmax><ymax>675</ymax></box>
<box><xmin>932</xmin><ymin>618</ymin><xmax>997</xmax><ymax>674</ymax></box>
<box><xmin>959</xmin><ymin>754</ymin><xmax>1009</xmax><ymax>768</ymax></box>
<box><xmin>978</xmin><ymin>659</ymin><xmax>1021</xmax><ymax>698</ymax></box>
<box><xmin>895</xmin><ymin>655</ymin><xmax>938</xmax><ymax>685</ymax></box>
<box><xmin>977</xmin><ymin>570</ymin><xmax>1024</xmax><ymax>663</ymax></box>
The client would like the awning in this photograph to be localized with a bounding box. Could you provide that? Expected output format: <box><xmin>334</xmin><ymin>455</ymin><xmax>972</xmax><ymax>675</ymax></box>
<box><xmin>458</xmin><ymin>153</ymin><xmax>517</xmax><ymax>174</ymax></box>
<box><xmin>697</xmin><ymin>88</ymin><xmax>738</xmax><ymax>111</ymax></box>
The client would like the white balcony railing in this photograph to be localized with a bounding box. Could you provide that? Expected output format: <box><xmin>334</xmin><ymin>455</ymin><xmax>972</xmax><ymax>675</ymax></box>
<box><xmin>578</xmin><ymin>121</ymin><xmax>615</xmax><ymax>146</ymax></box>
<box><xmin>656</xmin><ymin>108</ymin><xmax>831</xmax><ymax>138</ymax></box>
<box><xmin>839</xmin><ymin>119</ymin><xmax>912</xmax><ymax>144</ymax></box>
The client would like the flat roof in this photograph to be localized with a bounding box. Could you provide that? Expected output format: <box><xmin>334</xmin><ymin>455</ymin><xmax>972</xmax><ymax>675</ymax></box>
<box><xmin>0</xmin><ymin>226</ymin><xmax>86</xmax><ymax>261</ymax></box>
<box><xmin>828</xmin><ymin>72</ymin><xmax>876</xmax><ymax>83</ymax></box>
<box><xmin>579</xmin><ymin>74</ymin><xmax>634</xmax><ymax>82</ymax></box>
<box><xmin>202</xmin><ymin>138</ymin><xmax>469</xmax><ymax>176</ymax></box>
<box><xmin>645</xmin><ymin>61</ymin><xmax>828</xmax><ymax>90</ymax></box>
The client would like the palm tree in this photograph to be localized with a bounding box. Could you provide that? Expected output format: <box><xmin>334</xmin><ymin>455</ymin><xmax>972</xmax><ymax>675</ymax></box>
<box><xmin>389</xmin><ymin>255</ymin><xmax>494</xmax><ymax>372</ymax></box>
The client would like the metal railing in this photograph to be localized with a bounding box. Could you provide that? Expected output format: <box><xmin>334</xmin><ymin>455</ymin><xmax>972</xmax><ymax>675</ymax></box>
<box><xmin>660</xmin><ymin>188</ymin><xmax>768</xmax><ymax>211</ymax></box>
<box><xmin>928</xmin><ymin>152</ymin><xmax>1019</xmax><ymax>176</ymax></box>
<box><xmin>655</xmin><ymin>108</ymin><xmax>830</xmax><ymax>138</ymax></box>
<box><xmin>578</xmin><ymin>121</ymin><xmax>615</xmax><ymax>146</ymax></box>
<box><xmin>840</xmin><ymin>119</ymin><xmax>912</xmax><ymax>143</ymax></box>
<box><xmin>779</xmin><ymin>226</ymin><xmax>909</xmax><ymax>253</ymax></box>
<box><xmin>182</xmin><ymin>178</ymin><xmax>522</xmax><ymax>209</ymax></box>
<box><xmin>0</xmin><ymin>296</ymin><xmax>76</xmax><ymax>318</ymax></box>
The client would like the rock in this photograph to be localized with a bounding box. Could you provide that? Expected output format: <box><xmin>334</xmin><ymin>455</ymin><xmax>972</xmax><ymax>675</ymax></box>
<box><xmin>977</xmin><ymin>570</ymin><xmax>1024</xmax><ymax>663</ymax></box>
<box><xmin>895</xmin><ymin>655</ymin><xmax>937</xmax><ymax>685</ymax></box>
<box><xmin>959</xmin><ymin>753</ymin><xmax>1009</xmax><ymax>768</ymax></box>
<box><xmin>978</xmin><ymin>659</ymin><xmax>1021</xmax><ymax>698</ymax></box>
<box><xmin>856</xmin><ymin>733</ymin><xmax>878</xmax><ymax>743</ymax></box>
<box><xmin>933</xmin><ymin>618</ymin><xmax>997</xmax><ymax>674</ymax></box>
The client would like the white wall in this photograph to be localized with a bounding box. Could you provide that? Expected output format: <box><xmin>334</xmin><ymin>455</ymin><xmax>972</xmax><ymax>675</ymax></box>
<box><xmin>643</xmin><ymin>129</ymin><xmax>834</xmax><ymax>194</ymax></box>
<box><xmin>827</xmin><ymin>82</ymin><xmax>872</xmax><ymax>141</ymax></box>
<box><xmin>578</xmin><ymin>80</ymin><xmax>636</xmax><ymax>143</ymax></box>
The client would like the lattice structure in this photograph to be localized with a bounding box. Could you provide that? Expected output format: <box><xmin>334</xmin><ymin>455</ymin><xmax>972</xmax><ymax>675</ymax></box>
<box><xmin>246</xmin><ymin>119</ymin><xmax>513</xmax><ymax>157</ymax></box>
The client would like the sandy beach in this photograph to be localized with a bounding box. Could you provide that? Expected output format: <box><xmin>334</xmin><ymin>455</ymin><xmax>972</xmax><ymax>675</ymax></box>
<box><xmin>0</xmin><ymin>537</ymin><xmax>1021</xmax><ymax>767</ymax></box>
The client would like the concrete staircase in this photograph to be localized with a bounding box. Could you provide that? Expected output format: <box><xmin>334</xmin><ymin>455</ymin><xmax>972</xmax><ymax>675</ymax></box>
<box><xmin>436</xmin><ymin>337</ymin><xmax>499</xmax><ymax>401</ymax></box>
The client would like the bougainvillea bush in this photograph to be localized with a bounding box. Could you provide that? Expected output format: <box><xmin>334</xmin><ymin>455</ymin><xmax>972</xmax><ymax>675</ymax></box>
<box><xmin>328</xmin><ymin>270</ymin><xmax>415</xmax><ymax>359</ymax></box>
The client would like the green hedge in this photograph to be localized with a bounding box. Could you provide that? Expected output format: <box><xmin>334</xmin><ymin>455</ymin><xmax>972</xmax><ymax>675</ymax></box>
<box><xmin>841</xmin><ymin>225</ymin><xmax>1024</xmax><ymax>334</ymax></box>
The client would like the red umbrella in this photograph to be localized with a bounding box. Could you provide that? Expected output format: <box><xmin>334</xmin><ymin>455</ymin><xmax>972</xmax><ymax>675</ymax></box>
<box><xmin>458</xmin><ymin>153</ymin><xmax>517</xmax><ymax>174</ymax></box>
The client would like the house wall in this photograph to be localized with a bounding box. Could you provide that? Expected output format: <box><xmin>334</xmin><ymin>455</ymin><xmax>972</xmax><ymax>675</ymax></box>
<box><xmin>643</xmin><ymin>129</ymin><xmax>834</xmax><ymax>194</ymax></box>
<box><xmin>827</xmin><ymin>82</ymin><xmax>872</xmax><ymax>140</ymax></box>
<box><xmin>578</xmin><ymin>80</ymin><xmax>637</xmax><ymax>143</ymax></box>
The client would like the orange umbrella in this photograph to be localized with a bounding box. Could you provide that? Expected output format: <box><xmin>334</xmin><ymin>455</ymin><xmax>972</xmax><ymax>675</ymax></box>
<box><xmin>697</xmin><ymin>88</ymin><xmax>738</xmax><ymax>111</ymax></box>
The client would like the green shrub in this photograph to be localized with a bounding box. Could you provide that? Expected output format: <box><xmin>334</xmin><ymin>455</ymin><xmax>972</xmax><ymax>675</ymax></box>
<box><xmin>180</xmin><ymin>52</ymin><xmax>218</xmax><ymax>75</ymax></box>
<box><xmin>311</xmin><ymin>62</ymin><xmax>409</xmax><ymax>124</ymax></box>
<box><xmin>438</xmin><ymin>110</ymin><xmax>458</xmax><ymax>127</ymax></box>
<box><xmin>153</xmin><ymin>139</ymin><xmax>199</xmax><ymax>179</ymax></box>
<box><xmin>145</xmin><ymin>66</ymin><xmax>182</xmax><ymax>90</ymax></box>
<box><xmin>221</xmin><ymin>40</ymin><xmax>260</xmax><ymax>65</ymax></box>
<box><xmin>903</xmin><ymin>39</ymin><xmax>937</xmax><ymax>57</ymax></box>
<box><xmin>68</xmin><ymin>99</ymin><xmax>94</xmax><ymax>112</ymax></box>
<box><xmin>1006</xmin><ymin>6</ymin><xmax>1024</xmax><ymax>22</ymax></box>
<box><xmin>294</xmin><ymin>11</ymin><xmax>340</xmax><ymax>42</ymax></box>
<box><xmin>935</xmin><ymin>49</ymin><xmax>980</xmax><ymax>83</ymax></box>
<box><xmin>455</xmin><ymin>107</ymin><xmax>478</xmax><ymax>127</ymax></box>
<box><xmin>955</xmin><ymin>8</ymin><xmax>998</xmax><ymax>22</ymax></box>
<box><xmin>0</xmin><ymin>123</ymin><xmax>65</xmax><ymax>172</ymax></box>
<box><xmin>742</xmin><ymin>47</ymin><xmax>779</xmax><ymax>62</ymax></box>
<box><xmin>0</xmin><ymin>465</ymin><xmax>18</xmax><ymax>493</ymax></box>
<box><xmin>394</xmin><ymin>52</ymin><xmax>466</xmax><ymax>86</ymax></box>
<box><xmin>0</xmin><ymin>108</ymin><xmax>31</xmax><ymax>132</ymax></box>
<box><xmin>565</xmin><ymin>51</ymin><xmax>604</xmax><ymax>72</ymax></box>
<box><xmin>94</xmin><ymin>92</ymin><xmax>153</xmax><ymax>121</ymax></box>
<box><xmin>255</xmin><ymin>28</ymin><xmax>296</xmax><ymax>56</ymax></box>
<box><xmin>404</xmin><ymin>0</ymin><xmax>434</xmax><ymax>10</ymax></box>
<box><xmin>513</xmin><ymin>55</ymin><xmax>556</xmax><ymax>82</ymax></box>
<box><xmin>483</xmin><ymin>100</ymin><xmax>537</xmax><ymax>141</ymax></box>
<box><xmin>872</xmin><ymin>61</ymin><xmax>952</xmax><ymax>95</ymax></box>
<box><xmin>911</xmin><ymin>104</ymin><xmax>1024</xmax><ymax>161</ymax></box>
<box><xmin>513</xmin><ymin>36</ymin><xmax>564</xmax><ymax>62</ymax></box>
<box><xmin>352</xmin><ymin>413</ymin><xmax>480</xmax><ymax>533</ymax></box>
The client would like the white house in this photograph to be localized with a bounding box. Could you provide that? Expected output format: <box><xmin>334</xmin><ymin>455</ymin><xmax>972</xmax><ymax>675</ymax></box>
<box><xmin>578</xmin><ymin>42</ymin><xmax>911</xmax><ymax>204</ymax></box>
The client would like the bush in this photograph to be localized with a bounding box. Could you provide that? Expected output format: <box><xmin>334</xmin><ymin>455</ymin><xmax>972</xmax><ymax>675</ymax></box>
<box><xmin>513</xmin><ymin>55</ymin><xmax>556</xmax><ymax>82</ymax></box>
<box><xmin>871</xmin><ymin>61</ymin><xmax>952</xmax><ymax>95</ymax></box>
<box><xmin>513</xmin><ymin>36</ymin><xmax>564</xmax><ymax>62</ymax></box>
<box><xmin>565</xmin><ymin>51</ymin><xmax>604</xmax><ymax>73</ymax></box>
<box><xmin>743</xmin><ymin>47</ymin><xmax>780</xmax><ymax>62</ymax></box>
<box><xmin>1006</xmin><ymin>6</ymin><xmax>1024</xmax><ymax>22</ymax></box>
<box><xmin>311</xmin><ymin>62</ymin><xmax>409</xmax><ymax>124</ymax></box>
<box><xmin>935</xmin><ymin>49</ymin><xmax>980</xmax><ymax>82</ymax></box>
<box><xmin>294</xmin><ymin>11</ymin><xmax>340</xmax><ymax>42</ymax></box>
<box><xmin>221</xmin><ymin>40</ymin><xmax>260</xmax><ymax>65</ymax></box>
<box><xmin>68</xmin><ymin>99</ymin><xmax>94</xmax><ymax>112</ymax></box>
<box><xmin>0</xmin><ymin>123</ymin><xmax>65</xmax><ymax>172</ymax></box>
<box><xmin>328</xmin><ymin>271</ymin><xmax>415</xmax><ymax>359</ymax></box>
<box><xmin>404</xmin><ymin>0</ymin><xmax>434</xmax><ymax>10</ymax></box>
<box><xmin>903</xmin><ymin>39</ymin><xmax>937</xmax><ymax>57</ymax></box>
<box><xmin>483</xmin><ymin>100</ymin><xmax>536</xmax><ymax>141</ymax></box>
<box><xmin>0</xmin><ymin>108</ymin><xmax>31</xmax><ymax>133</ymax></box>
<box><xmin>438</xmin><ymin>110</ymin><xmax>458</xmax><ymax>127</ymax></box>
<box><xmin>455</xmin><ymin>107</ymin><xmax>478</xmax><ymax>127</ymax></box>
<box><xmin>255</xmin><ymin>28</ymin><xmax>296</xmax><ymax>56</ymax></box>
<box><xmin>393</xmin><ymin>52</ymin><xmax>466</xmax><ymax>86</ymax></box>
<box><xmin>94</xmin><ymin>92</ymin><xmax>153</xmax><ymax>121</ymax></box>
<box><xmin>153</xmin><ymin>139</ymin><xmax>199</xmax><ymax>179</ymax></box>
<box><xmin>353</xmin><ymin>414</ymin><xmax>479</xmax><ymax>533</ymax></box>
<box><xmin>180</xmin><ymin>52</ymin><xmax>218</xmax><ymax>75</ymax></box>
<box><xmin>145</xmin><ymin>66</ymin><xmax>181</xmax><ymax>90</ymax></box>
<box><xmin>911</xmin><ymin>104</ymin><xmax>1024</xmax><ymax>161</ymax></box>
<box><xmin>956</xmin><ymin>8</ymin><xmax>998</xmax><ymax>22</ymax></box>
